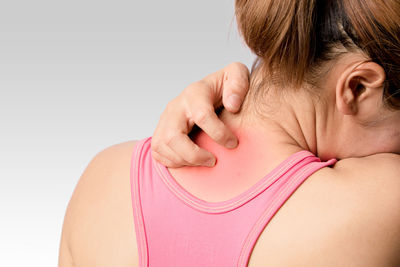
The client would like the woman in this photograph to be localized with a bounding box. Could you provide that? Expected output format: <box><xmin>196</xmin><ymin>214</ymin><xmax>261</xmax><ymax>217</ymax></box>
<box><xmin>59</xmin><ymin>0</ymin><xmax>400</xmax><ymax>266</ymax></box>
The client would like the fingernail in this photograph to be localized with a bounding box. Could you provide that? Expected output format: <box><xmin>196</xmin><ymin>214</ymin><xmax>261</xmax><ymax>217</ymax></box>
<box><xmin>226</xmin><ymin>138</ymin><xmax>237</xmax><ymax>148</ymax></box>
<box><xmin>227</xmin><ymin>94</ymin><xmax>240</xmax><ymax>110</ymax></box>
<box><xmin>205</xmin><ymin>158</ymin><xmax>215</xmax><ymax>167</ymax></box>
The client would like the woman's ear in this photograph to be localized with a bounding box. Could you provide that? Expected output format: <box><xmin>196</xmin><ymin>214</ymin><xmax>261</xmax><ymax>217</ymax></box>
<box><xmin>336</xmin><ymin>61</ymin><xmax>386</xmax><ymax>116</ymax></box>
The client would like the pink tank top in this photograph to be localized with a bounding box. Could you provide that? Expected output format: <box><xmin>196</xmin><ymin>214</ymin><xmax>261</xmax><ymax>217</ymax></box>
<box><xmin>130</xmin><ymin>136</ymin><xmax>337</xmax><ymax>266</ymax></box>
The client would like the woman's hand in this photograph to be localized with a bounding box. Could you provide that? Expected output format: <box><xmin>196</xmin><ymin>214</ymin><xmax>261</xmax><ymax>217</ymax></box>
<box><xmin>151</xmin><ymin>62</ymin><xmax>250</xmax><ymax>168</ymax></box>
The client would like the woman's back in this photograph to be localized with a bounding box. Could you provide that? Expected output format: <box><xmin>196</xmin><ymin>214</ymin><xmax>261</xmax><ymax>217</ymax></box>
<box><xmin>59</xmin><ymin>0</ymin><xmax>400</xmax><ymax>264</ymax></box>
<box><xmin>59</xmin><ymin>131</ymin><xmax>400</xmax><ymax>266</ymax></box>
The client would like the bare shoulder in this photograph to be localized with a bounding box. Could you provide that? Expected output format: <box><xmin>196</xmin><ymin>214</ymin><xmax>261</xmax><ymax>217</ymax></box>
<box><xmin>327</xmin><ymin>153</ymin><xmax>400</xmax><ymax>265</ymax></box>
<box><xmin>332</xmin><ymin>152</ymin><xmax>400</xmax><ymax>215</ymax></box>
<box><xmin>59</xmin><ymin>140</ymin><xmax>139</xmax><ymax>267</ymax></box>
<box><xmin>334</xmin><ymin>152</ymin><xmax>400</xmax><ymax>193</ymax></box>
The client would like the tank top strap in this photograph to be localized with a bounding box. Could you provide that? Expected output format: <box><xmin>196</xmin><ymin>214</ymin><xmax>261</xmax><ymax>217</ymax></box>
<box><xmin>130</xmin><ymin>136</ymin><xmax>337</xmax><ymax>267</ymax></box>
<box><xmin>130</xmin><ymin>137</ymin><xmax>152</xmax><ymax>267</ymax></box>
<box><xmin>237</xmin><ymin>157</ymin><xmax>337</xmax><ymax>266</ymax></box>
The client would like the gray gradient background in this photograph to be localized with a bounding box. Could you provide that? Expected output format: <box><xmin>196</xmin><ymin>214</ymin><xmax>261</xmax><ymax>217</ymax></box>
<box><xmin>0</xmin><ymin>0</ymin><xmax>254</xmax><ymax>265</ymax></box>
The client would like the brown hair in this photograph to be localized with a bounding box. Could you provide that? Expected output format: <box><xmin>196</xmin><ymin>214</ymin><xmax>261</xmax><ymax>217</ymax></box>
<box><xmin>235</xmin><ymin>0</ymin><xmax>400</xmax><ymax>109</ymax></box>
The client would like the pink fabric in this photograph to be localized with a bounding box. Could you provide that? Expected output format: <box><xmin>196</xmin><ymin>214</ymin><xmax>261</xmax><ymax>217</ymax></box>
<box><xmin>130</xmin><ymin>136</ymin><xmax>337</xmax><ymax>267</ymax></box>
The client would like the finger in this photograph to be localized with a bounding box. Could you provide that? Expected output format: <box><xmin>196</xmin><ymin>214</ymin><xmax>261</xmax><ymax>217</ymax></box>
<box><xmin>221</xmin><ymin>62</ymin><xmax>250</xmax><ymax>112</ymax></box>
<box><xmin>152</xmin><ymin>101</ymin><xmax>215</xmax><ymax>167</ymax></box>
<box><xmin>167</xmin><ymin>133</ymin><xmax>217</xmax><ymax>167</ymax></box>
<box><xmin>189</xmin><ymin>105</ymin><xmax>238</xmax><ymax>149</ymax></box>
<box><xmin>181</xmin><ymin>85</ymin><xmax>239</xmax><ymax>149</ymax></box>
<box><xmin>151</xmin><ymin>136</ymin><xmax>190</xmax><ymax>167</ymax></box>
<box><xmin>151</xmin><ymin>150</ymin><xmax>183</xmax><ymax>168</ymax></box>
<box><xmin>178</xmin><ymin>90</ymin><xmax>239</xmax><ymax>149</ymax></box>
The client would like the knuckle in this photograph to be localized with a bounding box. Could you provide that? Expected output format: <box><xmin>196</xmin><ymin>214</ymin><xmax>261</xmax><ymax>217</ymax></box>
<box><xmin>151</xmin><ymin>139</ymin><xmax>162</xmax><ymax>152</ymax></box>
<box><xmin>151</xmin><ymin>151</ymin><xmax>164</xmax><ymax>164</ymax></box>
<box><xmin>226</xmin><ymin>62</ymin><xmax>249</xmax><ymax>88</ymax></box>
<box><xmin>231</xmin><ymin>61</ymin><xmax>249</xmax><ymax>74</ymax></box>
<box><xmin>183</xmin><ymin>81</ymin><xmax>202</xmax><ymax>95</ymax></box>
<box><xmin>182</xmin><ymin>146</ymin><xmax>201</xmax><ymax>163</ymax></box>
<box><xmin>230</xmin><ymin>61</ymin><xmax>244</xmax><ymax>69</ymax></box>
<box><xmin>229</xmin><ymin>77</ymin><xmax>247</xmax><ymax>90</ymax></box>
<box><xmin>193</xmin><ymin>107</ymin><xmax>212</xmax><ymax>124</ymax></box>
<box><xmin>176</xmin><ymin>159</ymin><xmax>188</xmax><ymax>167</ymax></box>
<box><xmin>165</xmin><ymin>99</ymin><xmax>176</xmax><ymax>110</ymax></box>
<box><xmin>195</xmin><ymin>79</ymin><xmax>208</xmax><ymax>89</ymax></box>
<box><xmin>164</xmin><ymin>133</ymin><xmax>179</xmax><ymax>147</ymax></box>
<box><xmin>168</xmin><ymin>162</ymin><xmax>179</xmax><ymax>168</ymax></box>
<box><xmin>151</xmin><ymin>151</ymin><xmax>160</xmax><ymax>161</ymax></box>
<box><xmin>192</xmin><ymin>144</ymin><xmax>202</xmax><ymax>154</ymax></box>
<box><xmin>160</xmin><ymin>158</ymin><xmax>171</xmax><ymax>167</ymax></box>
<box><xmin>153</xmin><ymin>150</ymin><xmax>174</xmax><ymax>167</ymax></box>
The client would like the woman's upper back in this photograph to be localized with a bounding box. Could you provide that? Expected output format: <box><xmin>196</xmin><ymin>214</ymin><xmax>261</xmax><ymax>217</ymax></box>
<box><xmin>59</xmin><ymin>138</ymin><xmax>400</xmax><ymax>267</ymax></box>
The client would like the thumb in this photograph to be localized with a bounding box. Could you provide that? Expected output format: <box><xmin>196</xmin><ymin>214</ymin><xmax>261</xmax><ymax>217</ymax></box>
<box><xmin>222</xmin><ymin>62</ymin><xmax>250</xmax><ymax>113</ymax></box>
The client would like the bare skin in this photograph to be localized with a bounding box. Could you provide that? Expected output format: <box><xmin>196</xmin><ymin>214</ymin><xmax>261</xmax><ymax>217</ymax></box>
<box><xmin>59</xmin><ymin>54</ymin><xmax>400</xmax><ymax>266</ymax></box>
<box><xmin>59</xmin><ymin>129</ymin><xmax>400</xmax><ymax>267</ymax></box>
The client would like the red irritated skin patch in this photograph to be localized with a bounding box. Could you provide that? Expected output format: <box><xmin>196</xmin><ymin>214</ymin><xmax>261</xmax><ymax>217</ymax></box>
<box><xmin>166</xmin><ymin>126</ymin><xmax>303</xmax><ymax>203</ymax></box>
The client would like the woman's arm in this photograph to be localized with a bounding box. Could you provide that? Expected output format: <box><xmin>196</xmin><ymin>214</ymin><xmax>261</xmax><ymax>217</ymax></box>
<box><xmin>58</xmin><ymin>141</ymin><xmax>139</xmax><ymax>267</ymax></box>
<box><xmin>151</xmin><ymin>62</ymin><xmax>250</xmax><ymax>168</ymax></box>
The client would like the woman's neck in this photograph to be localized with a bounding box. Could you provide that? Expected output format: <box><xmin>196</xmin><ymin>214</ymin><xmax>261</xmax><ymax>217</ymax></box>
<box><xmin>167</xmin><ymin>86</ymin><xmax>326</xmax><ymax>202</ymax></box>
<box><xmin>216</xmin><ymin>84</ymin><xmax>324</xmax><ymax>158</ymax></box>
<box><xmin>181</xmin><ymin>84</ymin><xmax>330</xmax><ymax>180</ymax></box>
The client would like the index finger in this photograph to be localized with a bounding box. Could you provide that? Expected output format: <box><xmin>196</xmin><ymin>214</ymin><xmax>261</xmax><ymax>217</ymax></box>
<box><xmin>201</xmin><ymin>62</ymin><xmax>250</xmax><ymax>112</ymax></box>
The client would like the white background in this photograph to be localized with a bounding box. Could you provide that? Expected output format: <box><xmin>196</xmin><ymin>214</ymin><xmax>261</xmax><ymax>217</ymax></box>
<box><xmin>0</xmin><ymin>0</ymin><xmax>254</xmax><ymax>266</ymax></box>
